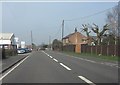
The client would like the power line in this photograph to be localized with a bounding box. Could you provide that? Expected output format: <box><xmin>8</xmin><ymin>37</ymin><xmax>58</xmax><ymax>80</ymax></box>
<box><xmin>64</xmin><ymin>5</ymin><xmax>117</xmax><ymax>21</ymax></box>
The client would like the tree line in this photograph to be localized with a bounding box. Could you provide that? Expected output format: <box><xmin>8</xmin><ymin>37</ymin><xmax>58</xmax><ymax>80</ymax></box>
<box><xmin>52</xmin><ymin>4</ymin><xmax>119</xmax><ymax>50</ymax></box>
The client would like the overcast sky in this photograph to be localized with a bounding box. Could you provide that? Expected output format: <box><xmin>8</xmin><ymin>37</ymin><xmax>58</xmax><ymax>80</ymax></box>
<box><xmin>1</xmin><ymin>1</ymin><xmax>118</xmax><ymax>45</ymax></box>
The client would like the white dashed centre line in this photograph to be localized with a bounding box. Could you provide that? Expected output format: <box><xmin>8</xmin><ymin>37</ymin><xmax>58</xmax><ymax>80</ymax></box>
<box><xmin>49</xmin><ymin>56</ymin><xmax>53</xmax><ymax>58</ymax></box>
<box><xmin>60</xmin><ymin>63</ymin><xmax>71</xmax><ymax>71</ymax></box>
<box><xmin>53</xmin><ymin>58</ymin><xmax>58</xmax><ymax>62</ymax></box>
<box><xmin>43</xmin><ymin>51</ymin><xmax>97</xmax><ymax>84</ymax></box>
<box><xmin>78</xmin><ymin>76</ymin><xmax>96</xmax><ymax>85</ymax></box>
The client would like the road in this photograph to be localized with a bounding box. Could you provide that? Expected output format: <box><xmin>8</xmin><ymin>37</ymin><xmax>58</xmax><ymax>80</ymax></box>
<box><xmin>1</xmin><ymin>50</ymin><xmax>119</xmax><ymax>84</ymax></box>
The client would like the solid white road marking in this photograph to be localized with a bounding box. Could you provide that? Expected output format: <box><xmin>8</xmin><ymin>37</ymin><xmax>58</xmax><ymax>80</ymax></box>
<box><xmin>53</xmin><ymin>58</ymin><xmax>58</xmax><ymax>62</ymax></box>
<box><xmin>78</xmin><ymin>76</ymin><xmax>96</xmax><ymax>85</ymax></box>
<box><xmin>0</xmin><ymin>56</ymin><xmax>30</xmax><ymax>81</ymax></box>
<box><xmin>60</xmin><ymin>63</ymin><xmax>71</xmax><ymax>71</ymax></box>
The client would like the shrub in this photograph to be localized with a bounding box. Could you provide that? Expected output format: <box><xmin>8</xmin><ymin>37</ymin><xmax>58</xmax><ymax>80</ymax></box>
<box><xmin>5</xmin><ymin>49</ymin><xmax>17</xmax><ymax>56</ymax></box>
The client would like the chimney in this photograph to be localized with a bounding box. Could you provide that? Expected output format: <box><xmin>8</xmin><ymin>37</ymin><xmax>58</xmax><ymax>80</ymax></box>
<box><xmin>75</xmin><ymin>27</ymin><xmax>77</xmax><ymax>33</ymax></box>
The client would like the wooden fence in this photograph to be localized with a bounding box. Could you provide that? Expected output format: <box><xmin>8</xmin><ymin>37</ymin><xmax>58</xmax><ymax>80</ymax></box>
<box><xmin>63</xmin><ymin>45</ymin><xmax>75</xmax><ymax>52</ymax></box>
<box><xmin>81</xmin><ymin>44</ymin><xmax>118</xmax><ymax>56</ymax></box>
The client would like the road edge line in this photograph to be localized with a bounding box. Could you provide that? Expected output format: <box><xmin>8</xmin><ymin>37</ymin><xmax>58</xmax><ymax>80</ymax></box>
<box><xmin>0</xmin><ymin>55</ymin><xmax>30</xmax><ymax>81</ymax></box>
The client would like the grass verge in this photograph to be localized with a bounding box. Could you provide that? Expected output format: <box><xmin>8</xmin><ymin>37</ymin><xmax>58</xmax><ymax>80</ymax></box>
<box><xmin>62</xmin><ymin>51</ymin><xmax>120</xmax><ymax>62</ymax></box>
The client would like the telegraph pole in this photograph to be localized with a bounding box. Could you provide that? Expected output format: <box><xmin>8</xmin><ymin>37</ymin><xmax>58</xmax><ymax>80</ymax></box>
<box><xmin>62</xmin><ymin>20</ymin><xmax>64</xmax><ymax>51</ymax></box>
<box><xmin>49</xmin><ymin>36</ymin><xmax>51</xmax><ymax>45</ymax></box>
<box><xmin>31</xmin><ymin>30</ymin><xmax>33</xmax><ymax>49</ymax></box>
<box><xmin>49</xmin><ymin>36</ymin><xmax>51</xmax><ymax>49</ymax></box>
<box><xmin>118</xmin><ymin>1</ymin><xmax>120</xmax><ymax>57</ymax></box>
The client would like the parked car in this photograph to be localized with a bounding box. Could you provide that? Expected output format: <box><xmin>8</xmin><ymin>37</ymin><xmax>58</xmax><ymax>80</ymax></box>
<box><xmin>17</xmin><ymin>48</ymin><xmax>26</xmax><ymax>54</ymax></box>
<box><xmin>24</xmin><ymin>48</ymin><xmax>32</xmax><ymax>53</ymax></box>
<box><xmin>17</xmin><ymin>48</ymin><xmax>32</xmax><ymax>54</ymax></box>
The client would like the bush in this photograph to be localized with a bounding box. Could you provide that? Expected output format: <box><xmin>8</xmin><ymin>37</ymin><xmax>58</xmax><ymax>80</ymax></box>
<box><xmin>5</xmin><ymin>49</ymin><xmax>17</xmax><ymax>56</ymax></box>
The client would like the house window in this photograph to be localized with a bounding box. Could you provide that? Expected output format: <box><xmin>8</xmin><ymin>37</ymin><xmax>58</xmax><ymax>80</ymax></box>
<box><xmin>66</xmin><ymin>39</ymin><xmax>69</xmax><ymax>43</ymax></box>
<box><xmin>82</xmin><ymin>39</ymin><xmax>86</xmax><ymax>42</ymax></box>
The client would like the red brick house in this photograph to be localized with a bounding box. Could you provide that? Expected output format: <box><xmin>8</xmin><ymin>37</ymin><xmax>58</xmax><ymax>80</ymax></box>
<box><xmin>62</xmin><ymin>28</ymin><xmax>89</xmax><ymax>53</ymax></box>
<box><xmin>63</xmin><ymin>29</ymin><xmax>87</xmax><ymax>45</ymax></box>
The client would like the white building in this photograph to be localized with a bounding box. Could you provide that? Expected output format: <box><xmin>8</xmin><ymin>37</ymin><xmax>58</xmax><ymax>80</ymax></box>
<box><xmin>21</xmin><ymin>41</ymin><xmax>26</xmax><ymax>48</ymax></box>
<box><xmin>0</xmin><ymin>33</ymin><xmax>17</xmax><ymax>49</ymax></box>
<box><xmin>14</xmin><ymin>37</ymin><xmax>20</xmax><ymax>49</ymax></box>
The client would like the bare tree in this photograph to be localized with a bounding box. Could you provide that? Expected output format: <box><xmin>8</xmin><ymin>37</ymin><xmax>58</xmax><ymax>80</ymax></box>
<box><xmin>81</xmin><ymin>24</ymin><xmax>99</xmax><ymax>45</ymax></box>
<box><xmin>106</xmin><ymin>5</ymin><xmax>118</xmax><ymax>36</ymax></box>
<box><xmin>118</xmin><ymin>1</ymin><xmax>120</xmax><ymax>37</ymax></box>
<box><xmin>82</xmin><ymin>24</ymin><xmax>91</xmax><ymax>38</ymax></box>
<box><xmin>91</xmin><ymin>23</ymin><xmax>109</xmax><ymax>45</ymax></box>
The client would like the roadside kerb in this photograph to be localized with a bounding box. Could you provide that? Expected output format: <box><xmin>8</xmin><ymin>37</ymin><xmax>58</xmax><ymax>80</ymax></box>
<box><xmin>0</xmin><ymin>55</ymin><xmax>28</xmax><ymax>74</ymax></box>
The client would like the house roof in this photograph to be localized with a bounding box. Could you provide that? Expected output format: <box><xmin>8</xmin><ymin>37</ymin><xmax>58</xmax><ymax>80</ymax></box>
<box><xmin>63</xmin><ymin>33</ymin><xmax>74</xmax><ymax>39</ymax></box>
<box><xmin>0</xmin><ymin>33</ymin><xmax>14</xmax><ymax>40</ymax></box>
<box><xmin>63</xmin><ymin>32</ymin><xmax>87</xmax><ymax>39</ymax></box>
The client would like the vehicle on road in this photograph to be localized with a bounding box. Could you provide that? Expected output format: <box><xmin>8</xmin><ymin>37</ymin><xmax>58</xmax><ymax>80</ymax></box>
<box><xmin>17</xmin><ymin>48</ymin><xmax>32</xmax><ymax>54</ymax></box>
<box><xmin>23</xmin><ymin>48</ymin><xmax>32</xmax><ymax>53</ymax></box>
<box><xmin>17</xmin><ymin>48</ymin><xmax>26</xmax><ymax>54</ymax></box>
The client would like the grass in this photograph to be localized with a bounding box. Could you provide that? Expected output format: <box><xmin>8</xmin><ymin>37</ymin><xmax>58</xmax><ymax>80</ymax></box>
<box><xmin>62</xmin><ymin>51</ymin><xmax>120</xmax><ymax>62</ymax></box>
